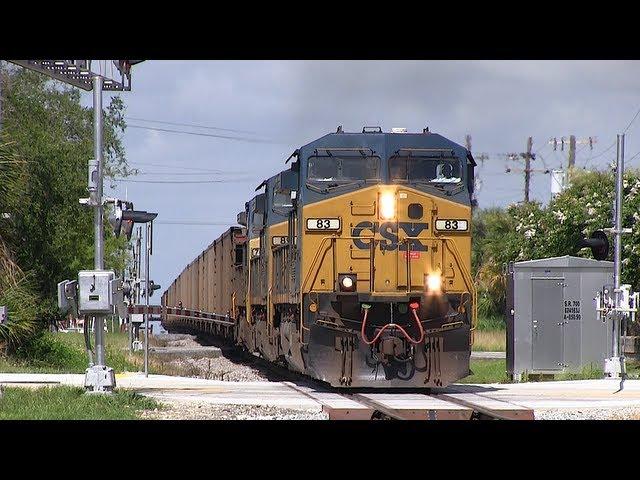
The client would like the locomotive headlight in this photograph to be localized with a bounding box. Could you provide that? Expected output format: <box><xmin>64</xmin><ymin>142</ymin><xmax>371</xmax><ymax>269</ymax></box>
<box><xmin>338</xmin><ymin>274</ymin><xmax>357</xmax><ymax>292</ymax></box>
<box><xmin>380</xmin><ymin>192</ymin><xmax>396</xmax><ymax>220</ymax></box>
<box><xmin>426</xmin><ymin>273</ymin><xmax>442</xmax><ymax>293</ymax></box>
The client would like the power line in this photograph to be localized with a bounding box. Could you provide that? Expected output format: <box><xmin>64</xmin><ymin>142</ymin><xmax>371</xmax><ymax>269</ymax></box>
<box><xmin>623</xmin><ymin>106</ymin><xmax>640</xmax><ymax>133</ymax></box>
<box><xmin>588</xmin><ymin>141</ymin><xmax>617</xmax><ymax>162</ymax></box>
<box><xmin>114</xmin><ymin>178</ymin><xmax>252</xmax><ymax>184</ymax></box>
<box><xmin>127</xmin><ymin>124</ymin><xmax>283</xmax><ymax>144</ymax></box>
<box><xmin>627</xmin><ymin>150</ymin><xmax>640</xmax><ymax>162</ymax></box>
<box><xmin>155</xmin><ymin>220</ymin><xmax>233</xmax><ymax>225</ymax></box>
<box><xmin>125</xmin><ymin>116</ymin><xmax>258</xmax><ymax>135</ymax></box>
<box><xmin>128</xmin><ymin>161</ymin><xmax>246</xmax><ymax>174</ymax></box>
<box><xmin>134</xmin><ymin>171</ymin><xmax>253</xmax><ymax>177</ymax></box>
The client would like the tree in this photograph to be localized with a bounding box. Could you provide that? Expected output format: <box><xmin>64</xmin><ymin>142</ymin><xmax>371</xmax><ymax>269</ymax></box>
<box><xmin>474</xmin><ymin>168</ymin><xmax>640</xmax><ymax>318</ymax></box>
<box><xmin>0</xmin><ymin>65</ymin><xmax>134</xmax><ymax>345</ymax></box>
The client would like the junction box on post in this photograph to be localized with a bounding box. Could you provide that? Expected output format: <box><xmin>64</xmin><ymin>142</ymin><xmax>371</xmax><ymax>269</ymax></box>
<box><xmin>78</xmin><ymin>270</ymin><xmax>118</xmax><ymax>392</ymax></box>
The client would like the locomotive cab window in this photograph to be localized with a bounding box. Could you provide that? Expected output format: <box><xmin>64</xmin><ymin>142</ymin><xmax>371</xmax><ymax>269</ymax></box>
<box><xmin>389</xmin><ymin>155</ymin><xmax>463</xmax><ymax>185</ymax></box>
<box><xmin>307</xmin><ymin>155</ymin><xmax>380</xmax><ymax>189</ymax></box>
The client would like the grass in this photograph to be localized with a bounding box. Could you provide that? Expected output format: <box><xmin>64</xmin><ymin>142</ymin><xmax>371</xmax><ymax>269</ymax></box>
<box><xmin>0</xmin><ymin>329</ymin><xmax>182</xmax><ymax>377</ymax></box>
<box><xmin>0</xmin><ymin>386</ymin><xmax>160</xmax><ymax>420</ymax></box>
<box><xmin>473</xmin><ymin>330</ymin><xmax>505</xmax><ymax>352</ymax></box>
<box><xmin>0</xmin><ymin>330</ymin><xmax>144</xmax><ymax>374</ymax></box>
<box><xmin>472</xmin><ymin>316</ymin><xmax>506</xmax><ymax>352</ymax></box>
<box><xmin>458</xmin><ymin>359</ymin><xmax>640</xmax><ymax>384</ymax></box>
<box><xmin>459</xmin><ymin>359</ymin><xmax>509</xmax><ymax>384</ymax></box>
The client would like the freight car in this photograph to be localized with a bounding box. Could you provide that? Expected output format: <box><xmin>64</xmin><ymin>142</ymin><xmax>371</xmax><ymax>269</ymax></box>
<box><xmin>162</xmin><ymin>126</ymin><xmax>477</xmax><ymax>388</ymax></box>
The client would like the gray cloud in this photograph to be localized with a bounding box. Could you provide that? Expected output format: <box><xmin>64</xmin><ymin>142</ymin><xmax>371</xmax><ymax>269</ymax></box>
<box><xmin>87</xmin><ymin>60</ymin><xmax>640</xmax><ymax>299</ymax></box>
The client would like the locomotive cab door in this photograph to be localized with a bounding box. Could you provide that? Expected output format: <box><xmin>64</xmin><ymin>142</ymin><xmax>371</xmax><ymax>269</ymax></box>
<box><xmin>396</xmin><ymin>189</ymin><xmax>427</xmax><ymax>291</ymax></box>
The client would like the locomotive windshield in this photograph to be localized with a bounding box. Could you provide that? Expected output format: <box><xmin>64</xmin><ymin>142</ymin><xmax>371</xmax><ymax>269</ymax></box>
<box><xmin>389</xmin><ymin>155</ymin><xmax>462</xmax><ymax>184</ymax></box>
<box><xmin>307</xmin><ymin>155</ymin><xmax>379</xmax><ymax>184</ymax></box>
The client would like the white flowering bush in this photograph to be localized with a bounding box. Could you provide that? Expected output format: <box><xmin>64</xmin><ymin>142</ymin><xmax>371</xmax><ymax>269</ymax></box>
<box><xmin>473</xmin><ymin>168</ymin><xmax>640</xmax><ymax>317</ymax></box>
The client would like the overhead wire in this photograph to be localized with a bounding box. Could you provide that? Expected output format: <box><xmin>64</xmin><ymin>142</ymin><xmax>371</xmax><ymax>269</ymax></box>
<box><xmin>114</xmin><ymin>178</ymin><xmax>252</xmax><ymax>184</ymax></box>
<box><xmin>125</xmin><ymin>116</ymin><xmax>258</xmax><ymax>135</ymax></box>
<box><xmin>134</xmin><ymin>171</ymin><xmax>253</xmax><ymax>177</ymax></box>
<box><xmin>155</xmin><ymin>220</ymin><xmax>233</xmax><ymax>225</ymax></box>
<box><xmin>127</xmin><ymin>124</ymin><xmax>284</xmax><ymax>144</ymax></box>
<box><xmin>128</xmin><ymin>161</ymin><xmax>246</xmax><ymax>174</ymax></box>
<box><xmin>623</xmin><ymin>105</ymin><xmax>640</xmax><ymax>133</ymax></box>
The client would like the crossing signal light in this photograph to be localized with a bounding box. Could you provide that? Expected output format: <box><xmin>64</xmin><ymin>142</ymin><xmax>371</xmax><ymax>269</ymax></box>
<box><xmin>108</xmin><ymin>200</ymin><xmax>134</xmax><ymax>240</ymax></box>
<box><xmin>108</xmin><ymin>200</ymin><xmax>157</xmax><ymax>241</ymax></box>
<box><xmin>578</xmin><ymin>230</ymin><xmax>610</xmax><ymax>261</ymax></box>
<box><xmin>149</xmin><ymin>281</ymin><xmax>161</xmax><ymax>297</ymax></box>
<box><xmin>144</xmin><ymin>280</ymin><xmax>161</xmax><ymax>298</ymax></box>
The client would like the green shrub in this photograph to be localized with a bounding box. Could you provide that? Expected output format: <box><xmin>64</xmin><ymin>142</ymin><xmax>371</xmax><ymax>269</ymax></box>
<box><xmin>477</xmin><ymin>315</ymin><xmax>505</xmax><ymax>331</ymax></box>
<box><xmin>13</xmin><ymin>331</ymin><xmax>87</xmax><ymax>372</ymax></box>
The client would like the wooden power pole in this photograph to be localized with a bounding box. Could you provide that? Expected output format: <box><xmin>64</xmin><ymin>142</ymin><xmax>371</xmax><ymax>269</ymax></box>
<box><xmin>524</xmin><ymin>136</ymin><xmax>533</xmax><ymax>202</ymax></box>
<box><xmin>568</xmin><ymin>134</ymin><xmax>576</xmax><ymax>169</ymax></box>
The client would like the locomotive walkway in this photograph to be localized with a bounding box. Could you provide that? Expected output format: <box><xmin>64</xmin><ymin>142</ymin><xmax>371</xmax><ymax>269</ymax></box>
<box><xmin>2</xmin><ymin>372</ymin><xmax>640</xmax><ymax>419</ymax></box>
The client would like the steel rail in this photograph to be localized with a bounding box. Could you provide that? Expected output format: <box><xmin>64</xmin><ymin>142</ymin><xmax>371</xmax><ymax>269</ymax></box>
<box><xmin>433</xmin><ymin>393</ymin><xmax>520</xmax><ymax>421</ymax></box>
<box><xmin>343</xmin><ymin>393</ymin><xmax>407</xmax><ymax>420</ymax></box>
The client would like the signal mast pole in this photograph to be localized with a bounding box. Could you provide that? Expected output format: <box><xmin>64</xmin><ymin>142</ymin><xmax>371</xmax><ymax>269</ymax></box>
<box><xmin>610</xmin><ymin>134</ymin><xmax>625</xmax><ymax>377</ymax></box>
<box><xmin>92</xmin><ymin>75</ymin><xmax>107</xmax><ymax>369</ymax></box>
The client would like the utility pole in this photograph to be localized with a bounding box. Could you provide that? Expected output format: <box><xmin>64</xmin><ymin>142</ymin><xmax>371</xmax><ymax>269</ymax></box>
<box><xmin>504</xmin><ymin>137</ymin><xmax>549</xmax><ymax>203</ymax></box>
<box><xmin>524</xmin><ymin>137</ymin><xmax>532</xmax><ymax>203</ymax></box>
<box><xmin>549</xmin><ymin>135</ymin><xmax>596</xmax><ymax>169</ymax></box>
<box><xmin>568</xmin><ymin>135</ymin><xmax>576</xmax><ymax>169</ymax></box>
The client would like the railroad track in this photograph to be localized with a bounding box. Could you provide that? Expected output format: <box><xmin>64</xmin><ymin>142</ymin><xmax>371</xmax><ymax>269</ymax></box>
<box><xmin>175</xmin><ymin>328</ymin><xmax>533</xmax><ymax>421</ymax></box>
<box><xmin>238</xmin><ymin>350</ymin><xmax>532</xmax><ymax>420</ymax></box>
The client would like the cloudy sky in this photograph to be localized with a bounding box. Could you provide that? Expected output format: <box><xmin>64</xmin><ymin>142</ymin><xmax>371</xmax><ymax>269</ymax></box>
<box><xmin>82</xmin><ymin>60</ymin><xmax>640</xmax><ymax>302</ymax></box>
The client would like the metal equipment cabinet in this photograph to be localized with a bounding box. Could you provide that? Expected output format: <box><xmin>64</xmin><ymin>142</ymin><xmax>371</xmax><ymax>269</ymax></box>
<box><xmin>506</xmin><ymin>256</ymin><xmax>613</xmax><ymax>381</ymax></box>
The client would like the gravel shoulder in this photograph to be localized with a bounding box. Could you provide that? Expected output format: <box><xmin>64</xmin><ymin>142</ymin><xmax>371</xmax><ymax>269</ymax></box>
<box><xmin>535</xmin><ymin>407</ymin><xmax>640</xmax><ymax>420</ymax></box>
<box><xmin>145</xmin><ymin>333</ymin><xmax>319</xmax><ymax>419</ymax></box>
<box><xmin>141</xmin><ymin>401</ymin><xmax>328</xmax><ymax>420</ymax></box>
<box><xmin>151</xmin><ymin>333</ymin><xmax>270</xmax><ymax>382</ymax></box>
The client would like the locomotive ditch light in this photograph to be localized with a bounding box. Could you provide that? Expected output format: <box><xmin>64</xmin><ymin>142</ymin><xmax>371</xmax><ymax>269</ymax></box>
<box><xmin>338</xmin><ymin>273</ymin><xmax>357</xmax><ymax>292</ymax></box>
<box><xmin>425</xmin><ymin>273</ymin><xmax>442</xmax><ymax>293</ymax></box>
<box><xmin>379</xmin><ymin>191</ymin><xmax>396</xmax><ymax>220</ymax></box>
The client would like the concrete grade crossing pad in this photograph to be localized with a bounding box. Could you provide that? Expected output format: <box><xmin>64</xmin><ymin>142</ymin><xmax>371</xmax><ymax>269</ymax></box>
<box><xmin>3</xmin><ymin>373</ymin><xmax>640</xmax><ymax>419</ymax></box>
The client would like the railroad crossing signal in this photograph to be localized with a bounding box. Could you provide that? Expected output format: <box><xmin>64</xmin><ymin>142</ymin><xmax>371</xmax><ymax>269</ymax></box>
<box><xmin>146</xmin><ymin>280</ymin><xmax>161</xmax><ymax>297</ymax></box>
<box><xmin>108</xmin><ymin>199</ymin><xmax>158</xmax><ymax>240</ymax></box>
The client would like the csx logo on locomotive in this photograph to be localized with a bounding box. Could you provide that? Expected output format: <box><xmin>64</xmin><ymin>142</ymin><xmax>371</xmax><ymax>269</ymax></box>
<box><xmin>352</xmin><ymin>221</ymin><xmax>428</xmax><ymax>251</ymax></box>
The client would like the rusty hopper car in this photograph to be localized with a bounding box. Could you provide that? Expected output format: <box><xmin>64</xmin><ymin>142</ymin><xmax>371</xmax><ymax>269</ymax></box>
<box><xmin>163</xmin><ymin>227</ymin><xmax>246</xmax><ymax>336</ymax></box>
<box><xmin>162</xmin><ymin>127</ymin><xmax>477</xmax><ymax>388</ymax></box>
